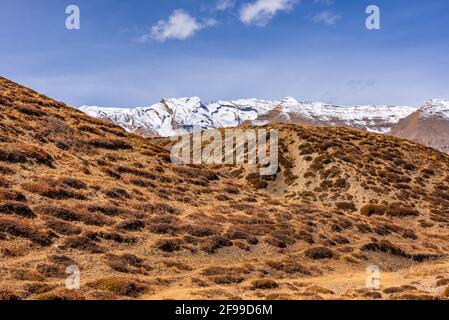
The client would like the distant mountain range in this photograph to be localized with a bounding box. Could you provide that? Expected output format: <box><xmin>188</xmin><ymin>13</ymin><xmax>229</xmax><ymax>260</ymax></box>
<box><xmin>79</xmin><ymin>98</ymin><xmax>449</xmax><ymax>153</ymax></box>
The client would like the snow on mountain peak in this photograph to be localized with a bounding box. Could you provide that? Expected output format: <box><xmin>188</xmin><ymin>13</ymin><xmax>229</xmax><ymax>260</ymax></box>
<box><xmin>420</xmin><ymin>99</ymin><xmax>449</xmax><ymax>120</ymax></box>
<box><xmin>281</xmin><ymin>96</ymin><xmax>300</xmax><ymax>104</ymax></box>
<box><xmin>79</xmin><ymin>97</ymin><xmax>421</xmax><ymax>137</ymax></box>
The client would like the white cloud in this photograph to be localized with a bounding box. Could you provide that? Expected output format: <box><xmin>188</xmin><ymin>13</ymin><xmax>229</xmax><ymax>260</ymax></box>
<box><xmin>141</xmin><ymin>9</ymin><xmax>213</xmax><ymax>42</ymax></box>
<box><xmin>239</xmin><ymin>0</ymin><xmax>298</xmax><ymax>26</ymax></box>
<box><xmin>312</xmin><ymin>10</ymin><xmax>341</xmax><ymax>26</ymax></box>
<box><xmin>216</xmin><ymin>0</ymin><xmax>236</xmax><ymax>11</ymax></box>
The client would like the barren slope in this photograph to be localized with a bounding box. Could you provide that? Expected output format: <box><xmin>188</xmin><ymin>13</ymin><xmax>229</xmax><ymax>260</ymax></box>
<box><xmin>390</xmin><ymin>100</ymin><xmax>449</xmax><ymax>153</ymax></box>
<box><xmin>1</xmin><ymin>77</ymin><xmax>449</xmax><ymax>300</ymax></box>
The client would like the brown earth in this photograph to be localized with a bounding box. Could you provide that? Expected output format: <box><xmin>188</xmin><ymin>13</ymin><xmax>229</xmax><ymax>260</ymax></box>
<box><xmin>1</xmin><ymin>76</ymin><xmax>449</xmax><ymax>300</ymax></box>
<box><xmin>390</xmin><ymin>110</ymin><xmax>449</xmax><ymax>154</ymax></box>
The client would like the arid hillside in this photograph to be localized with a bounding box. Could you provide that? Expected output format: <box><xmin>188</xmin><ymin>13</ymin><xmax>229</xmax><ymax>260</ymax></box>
<box><xmin>390</xmin><ymin>101</ymin><xmax>449</xmax><ymax>154</ymax></box>
<box><xmin>1</xmin><ymin>76</ymin><xmax>449</xmax><ymax>300</ymax></box>
<box><xmin>154</xmin><ymin>124</ymin><xmax>449</xmax><ymax>214</ymax></box>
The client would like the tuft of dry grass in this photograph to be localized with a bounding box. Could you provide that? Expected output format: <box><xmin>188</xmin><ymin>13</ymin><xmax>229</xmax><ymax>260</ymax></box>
<box><xmin>88</xmin><ymin>277</ymin><xmax>148</xmax><ymax>298</ymax></box>
<box><xmin>250</xmin><ymin>279</ymin><xmax>279</xmax><ymax>290</ymax></box>
<box><xmin>304</xmin><ymin>247</ymin><xmax>334</xmax><ymax>260</ymax></box>
<box><xmin>0</xmin><ymin>201</ymin><xmax>35</xmax><ymax>218</ymax></box>
<box><xmin>0</xmin><ymin>217</ymin><xmax>52</xmax><ymax>246</ymax></box>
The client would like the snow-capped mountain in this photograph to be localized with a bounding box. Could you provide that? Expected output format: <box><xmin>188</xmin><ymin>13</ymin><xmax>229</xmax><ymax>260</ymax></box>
<box><xmin>419</xmin><ymin>99</ymin><xmax>449</xmax><ymax>120</ymax></box>
<box><xmin>390</xmin><ymin>99</ymin><xmax>449</xmax><ymax>153</ymax></box>
<box><xmin>79</xmin><ymin>97</ymin><xmax>418</xmax><ymax>137</ymax></box>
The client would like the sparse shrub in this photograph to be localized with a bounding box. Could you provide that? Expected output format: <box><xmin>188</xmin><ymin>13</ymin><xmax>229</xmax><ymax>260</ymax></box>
<box><xmin>225</xmin><ymin>229</ymin><xmax>250</xmax><ymax>241</ymax></box>
<box><xmin>403</xmin><ymin>163</ymin><xmax>416</xmax><ymax>171</ymax></box>
<box><xmin>336</xmin><ymin>202</ymin><xmax>356</xmax><ymax>212</ymax></box>
<box><xmin>224</xmin><ymin>186</ymin><xmax>240</xmax><ymax>195</ymax></box>
<box><xmin>310</xmin><ymin>154</ymin><xmax>331</xmax><ymax>171</ymax></box>
<box><xmin>23</xmin><ymin>283</ymin><xmax>57</xmax><ymax>296</ymax></box>
<box><xmin>153</xmin><ymin>203</ymin><xmax>180</xmax><ymax>215</ymax></box>
<box><xmin>250</xmin><ymin>279</ymin><xmax>279</xmax><ymax>290</ymax></box>
<box><xmin>0</xmin><ymin>148</ymin><xmax>27</xmax><ymax>163</ymax></box>
<box><xmin>85</xmin><ymin>214</ymin><xmax>115</xmax><ymax>227</ymax></box>
<box><xmin>212</xmin><ymin>275</ymin><xmax>244</xmax><ymax>285</ymax></box>
<box><xmin>184</xmin><ymin>225</ymin><xmax>216</xmax><ymax>237</ymax></box>
<box><xmin>0</xmin><ymin>165</ymin><xmax>15</xmax><ymax>175</ymax></box>
<box><xmin>0</xmin><ymin>217</ymin><xmax>52</xmax><ymax>246</ymax></box>
<box><xmin>82</xmin><ymin>204</ymin><xmax>130</xmax><ymax>217</ymax></box>
<box><xmin>86</xmin><ymin>231</ymin><xmax>136</xmax><ymax>244</ymax></box>
<box><xmin>16</xmin><ymin>104</ymin><xmax>45</xmax><ymax>117</ymax></box>
<box><xmin>23</xmin><ymin>181</ymin><xmax>86</xmax><ymax>200</ymax></box>
<box><xmin>116</xmin><ymin>166</ymin><xmax>156</xmax><ymax>180</ymax></box>
<box><xmin>130</xmin><ymin>179</ymin><xmax>155</xmax><ymax>188</ymax></box>
<box><xmin>387</xmin><ymin>205</ymin><xmax>419</xmax><ymax>218</ymax></box>
<box><xmin>116</xmin><ymin>219</ymin><xmax>145</xmax><ymax>231</ymax></box>
<box><xmin>104</xmin><ymin>187</ymin><xmax>131</xmax><ymax>200</ymax></box>
<box><xmin>334</xmin><ymin>178</ymin><xmax>349</xmax><ymax>189</ymax></box>
<box><xmin>360</xmin><ymin>204</ymin><xmax>387</xmax><ymax>217</ymax></box>
<box><xmin>36</xmin><ymin>256</ymin><xmax>76</xmax><ymax>278</ymax></box>
<box><xmin>0</xmin><ymin>189</ymin><xmax>26</xmax><ymax>202</ymax></box>
<box><xmin>320</xmin><ymin>180</ymin><xmax>333</xmax><ymax>190</ymax></box>
<box><xmin>77</xmin><ymin>125</ymin><xmax>102</xmax><ymax>135</ymax></box>
<box><xmin>149</xmin><ymin>223</ymin><xmax>179</xmax><ymax>235</ymax></box>
<box><xmin>59</xmin><ymin>178</ymin><xmax>87</xmax><ymax>190</ymax></box>
<box><xmin>421</xmin><ymin>168</ymin><xmax>435</xmax><ymax>176</ymax></box>
<box><xmin>355</xmin><ymin>223</ymin><xmax>372</xmax><ymax>233</ymax></box>
<box><xmin>155</xmin><ymin>238</ymin><xmax>182</xmax><ymax>252</ymax></box>
<box><xmin>34</xmin><ymin>205</ymin><xmax>80</xmax><ymax>221</ymax></box>
<box><xmin>0</xmin><ymin>201</ymin><xmax>35</xmax><ymax>218</ymax></box>
<box><xmin>45</xmin><ymin>219</ymin><xmax>81</xmax><ymax>235</ymax></box>
<box><xmin>304</xmin><ymin>246</ymin><xmax>334</xmax><ymax>260</ymax></box>
<box><xmin>265</xmin><ymin>232</ymin><xmax>295</xmax><ymax>248</ymax></box>
<box><xmin>402</xmin><ymin>229</ymin><xmax>418</xmax><ymax>240</ymax></box>
<box><xmin>101</xmin><ymin>168</ymin><xmax>122</xmax><ymax>180</ymax></box>
<box><xmin>361</xmin><ymin>240</ymin><xmax>407</xmax><ymax>258</ymax></box>
<box><xmin>88</xmin><ymin>277</ymin><xmax>147</xmax><ymax>298</ymax></box>
<box><xmin>303</xmin><ymin>171</ymin><xmax>315</xmax><ymax>179</ymax></box>
<box><xmin>306</xmin><ymin>285</ymin><xmax>335</xmax><ymax>295</ymax></box>
<box><xmin>163</xmin><ymin>260</ymin><xmax>193</xmax><ymax>271</ymax></box>
<box><xmin>1</xmin><ymin>144</ymin><xmax>53</xmax><ymax>166</ymax></box>
<box><xmin>246</xmin><ymin>173</ymin><xmax>269</xmax><ymax>189</ymax></box>
<box><xmin>63</xmin><ymin>236</ymin><xmax>104</xmax><ymax>253</ymax></box>
<box><xmin>88</xmin><ymin>139</ymin><xmax>132</xmax><ymax>150</ymax></box>
<box><xmin>296</xmin><ymin>230</ymin><xmax>315</xmax><ymax>244</ymax></box>
<box><xmin>0</xmin><ymin>289</ymin><xmax>20</xmax><ymax>300</ymax></box>
<box><xmin>300</xmin><ymin>191</ymin><xmax>317</xmax><ymax>202</ymax></box>
<box><xmin>40</xmin><ymin>117</ymin><xmax>76</xmax><ymax>149</ymax></box>
<box><xmin>265</xmin><ymin>259</ymin><xmax>311</xmax><ymax>275</ymax></box>
<box><xmin>105</xmin><ymin>253</ymin><xmax>149</xmax><ymax>274</ymax></box>
<box><xmin>216</xmin><ymin>194</ymin><xmax>230</xmax><ymax>201</ymax></box>
<box><xmin>32</xmin><ymin>289</ymin><xmax>84</xmax><ymax>300</ymax></box>
<box><xmin>201</xmin><ymin>235</ymin><xmax>232</xmax><ymax>254</ymax></box>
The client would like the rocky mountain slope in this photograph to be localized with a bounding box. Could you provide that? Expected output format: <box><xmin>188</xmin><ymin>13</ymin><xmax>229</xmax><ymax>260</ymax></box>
<box><xmin>390</xmin><ymin>99</ymin><xmax>449</xmax><ymax>153</ymax></box>
<box><xmin>2</xmin><ymin>76</ymin><xmax>449</xmax><ymax>300</ymax></box>
<box><xmin>80</xmin><ymin>98</ymin><xmax>418</xmax><ymax>137</ymax></box>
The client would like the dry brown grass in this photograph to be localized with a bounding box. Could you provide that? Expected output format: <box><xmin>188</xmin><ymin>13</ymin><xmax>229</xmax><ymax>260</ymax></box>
<box><xmin>1</xmin><ymin>76</ymin><xmax>449</xmax><ymax>300</ymax></box>
<box><xmin>88</xmin><ymin>277</ymin><xmax>148</xmax><ymax>298</ymax></box>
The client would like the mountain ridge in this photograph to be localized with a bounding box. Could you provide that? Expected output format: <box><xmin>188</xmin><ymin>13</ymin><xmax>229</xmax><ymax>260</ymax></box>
<box><xmin>390</xmin><ymin>99</ymin><xmax>449</xmax><ymax>153</ymax></box>
<box><xmin>79</xmin><ymin>98</ymin><xmax>449</xmax><ymax>153</ymax></box>
<box><xmin>79</xmin><ymin>97</ymin><xmax>419</xmax><ymax>137</ymax></box>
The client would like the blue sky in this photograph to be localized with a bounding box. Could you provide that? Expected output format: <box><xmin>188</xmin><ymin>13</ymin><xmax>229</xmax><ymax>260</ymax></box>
<box><xmin>0</xmin><ymin>0</ymin><xmax>448</xmax><ymax>107</ymax></box>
